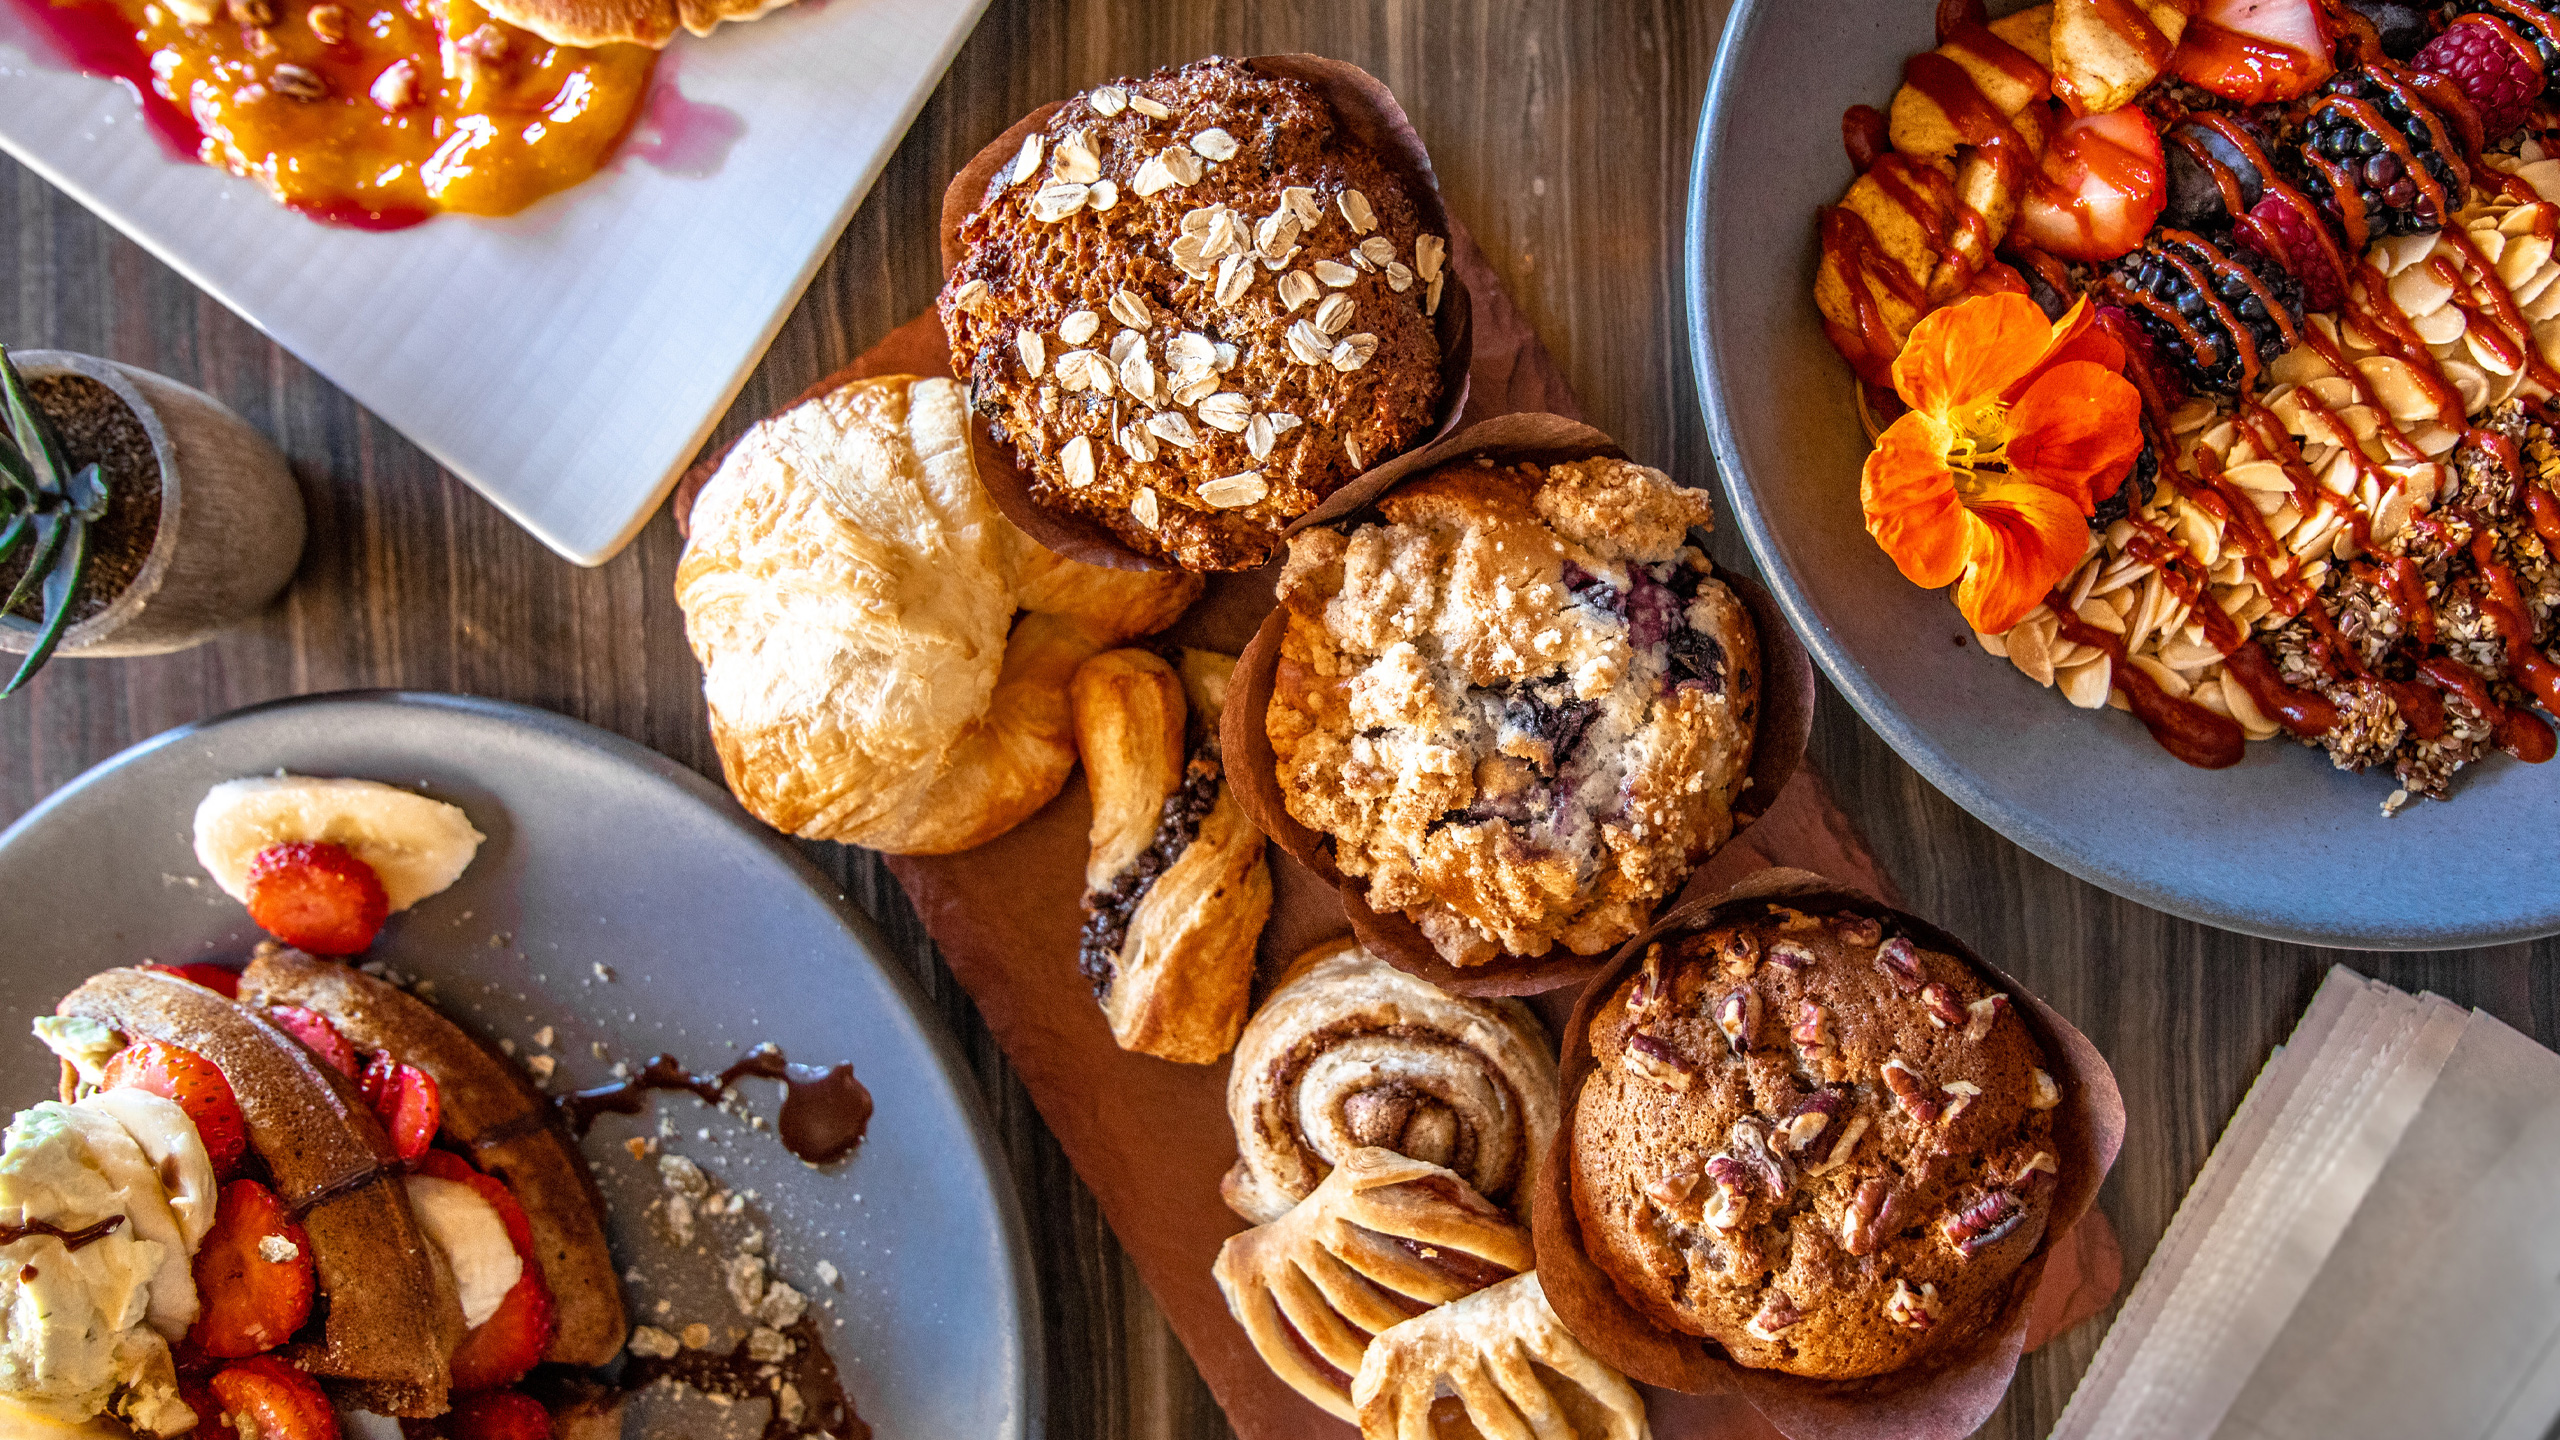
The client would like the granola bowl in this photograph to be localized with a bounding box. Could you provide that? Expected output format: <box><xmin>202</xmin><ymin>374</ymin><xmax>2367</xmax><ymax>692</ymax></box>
<box><xmin>1690</xmin><ymin>0</ymin><xmax>2560</xmax><ymax>949</ymax></box>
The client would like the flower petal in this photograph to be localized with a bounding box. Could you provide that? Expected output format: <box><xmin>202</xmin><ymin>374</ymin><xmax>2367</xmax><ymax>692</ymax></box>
<box><xmin>2006</xmin><ymin>361</ymin><xmax>2144</xmax><ymax>510</ymax></box>
<box><xmin>1861</xmin><ymin>412</ymin><xmax>1971</xmax><ymax>589</ymax></box>
<box><xmin>1953</xmin><ymin>479</ymin><xmax>2097</xmax><ymax>634</ymax></box>
<box><xmin>1890</xmin><ymin>292</ymin><xmax>2058</xmax><ymax>415</ymax></box>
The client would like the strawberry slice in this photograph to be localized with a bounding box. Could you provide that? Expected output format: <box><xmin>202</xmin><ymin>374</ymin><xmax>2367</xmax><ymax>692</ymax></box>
<box><xmin>207</xmin><ymin>1355</ymin><xmax>340</xmax><ymax>1440</ymax></box>
<box><xmin>360</xmin><ymin>1050</ymin><xmax>441</xmax><ymax>1162</ymax></box>
<box><xmin>446</xmin><ymin>1390</ymin><xmax>555</xmax><ymax>1440</ymax></box>
<box><xmin>414</xmin><ymin>1151</ymin><xmax>558</xmax><ymax>1393</ymax></box>
<box><xmin>102</xmin><ymin>1040</ymin><xmax>248</xmax><ymax>1177</ymax></box>
<box><xmin>2167</xmin><ymin>0</ymin><xmax>2334</xmax><ymax>105</ymax></box>
<box><xmin>265</xmin><ymin>1006</ymin><xmax>358</xmax><ymax>1079</ymax></box>
<box><xmin>141</xmin><ymin>962</ymin><xmax>243</xmax><ymax>999</ymax></box>
<box><xmin>244</xmin><ymin>841</ymin><xmax>389</xmax><ymax>956</ymax></box>
<box><xmin>2014</xmin><ymin>107</ymin><xmax>2166</xmax><ymax>262</ymax></box>
<box><xmin>190</xmin><ymin>1178</ymin><xmax>316</xmax><ymax>1359</ymax></box>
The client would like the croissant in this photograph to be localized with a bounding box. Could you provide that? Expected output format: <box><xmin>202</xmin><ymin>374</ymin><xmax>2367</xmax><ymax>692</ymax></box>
<box><xmin>1213</xmin><ymin>1148</ymin><xmax>1533</xmax><ymax>1420</ymax></box>
<box><xmin>1072</xmin><ymin>648</ymin><xmax>1271</xmax><ymax>1064</ymax></box>
<box><xmin>677</xmin><ymin>375</ymin><xmax>1199</xmax><ymax>855</ymax></box>
<box><xmin>1352</xmin><ymin>1271</ymin><xmax>1650</xmax><ymax>1440</ymax></box>
<box><xmin>1224</xmin><ymin>940</ymin><xmax>1559</xmax><ymax>1225</ymax></box>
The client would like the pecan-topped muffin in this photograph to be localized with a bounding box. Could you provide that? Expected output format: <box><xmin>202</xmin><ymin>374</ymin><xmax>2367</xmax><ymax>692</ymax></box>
<box><xmin>1571</xmin><ymin>904</ymin><xmax>2063</xmax><ymax>1379</ymax></box>
<box><xmin>939</xmin><ymin>57</ymin><xmax>1450</xmax><ymax>570</ymax></box>
<box><xmin>1266</xmin><ymin>455</ymin><xmax>1757</xmax><ymax>965</ymax></box>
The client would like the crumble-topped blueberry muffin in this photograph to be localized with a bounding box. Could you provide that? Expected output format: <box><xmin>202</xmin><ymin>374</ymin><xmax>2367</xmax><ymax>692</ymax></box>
<box><xmin>1570</xmin><ymin>903</ymin><xmax>2062</xmax><ymax>1379</ymax></box>
<box><xmin>940</xmin><ymin>57</ymin><xmax>1451</xmax><ymax>571</ymax></box>
<box><xmin>1265</xmin><ymin>454</ymin><xmax>1758</xmax><ymax>965</ymax></box>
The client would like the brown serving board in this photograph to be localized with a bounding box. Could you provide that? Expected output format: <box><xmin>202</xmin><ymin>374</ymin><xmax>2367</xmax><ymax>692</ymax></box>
<box><xmin>674</xmin><ymin>216</ymin><xmax>2122</xmax><ymax>1439</ymax></box>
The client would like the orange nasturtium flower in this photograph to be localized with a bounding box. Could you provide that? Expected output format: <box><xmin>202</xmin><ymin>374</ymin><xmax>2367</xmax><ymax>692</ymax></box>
<box><xmin>1860</xmin><ymin>292</ymin><xmax>2144</xmax><ymax>635</ymax></box>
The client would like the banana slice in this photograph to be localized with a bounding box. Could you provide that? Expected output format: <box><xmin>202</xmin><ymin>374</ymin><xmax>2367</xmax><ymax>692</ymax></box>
<box><xmin>193</xmin><ymin>777</ymin><xmax>484</xmax><ymax>912</ymax></box>
<box><xmin>402</xmin><ymin>1175</ymin><xmax>522</xmax><ymax>1330</ymax></box>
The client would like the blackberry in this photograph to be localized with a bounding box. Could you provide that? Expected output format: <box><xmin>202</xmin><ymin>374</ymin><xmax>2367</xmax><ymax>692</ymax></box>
<box><xmin>2353</xmin><ymin>0</ymin><xmax>2438</xmax><ymax>59</ymax></box>
<box><xmin>2093</xmin><ymin>439</ymin><xmax>2160</xmax><ymax>529</ymax></box>
<box><xmin>2292</xmin><ymin>66</ymin><xmax>2467</xmax><ymax>247</ymax></box>
<box><xmin>2099</xmin><ymin>229</ymin><xmax>2303</xmax><ymax>397</ymax></box>
<box><xmin>2163</xmin><ymin>119</ymin><xmax>2269</xmax><ymax>233</ymax></box>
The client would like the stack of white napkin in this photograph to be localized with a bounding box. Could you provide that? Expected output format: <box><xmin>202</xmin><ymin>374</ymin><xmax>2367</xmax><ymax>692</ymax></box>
<box><xmin>2056</xmin><ymin>965</ymin><xmax>2560</xmax><ymax>1440</ymax></box>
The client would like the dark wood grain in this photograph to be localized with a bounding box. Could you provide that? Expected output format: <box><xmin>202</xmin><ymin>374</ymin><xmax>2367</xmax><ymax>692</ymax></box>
<box><xmin>3</xmin><ymin>3</ymin><xmax>2554</xmax><ymax>1436</ymax></box>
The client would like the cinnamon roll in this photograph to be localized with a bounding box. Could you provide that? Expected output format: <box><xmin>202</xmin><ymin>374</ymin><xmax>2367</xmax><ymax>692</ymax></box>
<box><xmin>1222</xmin><ymin>940</ymin><xmax>1558</xmax><ymax>1225</ymax></box>
<box><xmin>1071</xmin><ymin>647</ymin><xmax>1271</xmax><ymax>1064</ymax></box>
<box><xmin>1212</xmin><ymin>1147</ymin><xmax>1532</xmax><ymax>1420</ymax></box>
<box><xmin>1352</xmin><ymin>1271</ymin><xmax>1650</xmax><ymax>1440</ymax></box>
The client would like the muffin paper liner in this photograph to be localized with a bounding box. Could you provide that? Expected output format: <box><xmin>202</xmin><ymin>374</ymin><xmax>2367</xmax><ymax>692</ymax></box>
<box><xmin>935</xmin><ymin>53</ymin><xmax>1475</xmax><ymax>573</ymax></box>
<box><xmin>1531</xmin><ymin>869</ymin><xmax>2127</xmax><ymax>1440</ymax></box>
<box><xmin>1219</xmin><ymin>413</ymin><xmax>1816</xmax><ymax>998</ymax></box>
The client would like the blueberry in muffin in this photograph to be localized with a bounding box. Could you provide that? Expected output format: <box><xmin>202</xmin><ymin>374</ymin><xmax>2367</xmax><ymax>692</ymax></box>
<box><xmin>940</xmin><ymin>57</ymin><xmax>1453</xmax><ymax>571</ymax></box>
<box><xmin>1569</xmin><ymin>902</ymin><xmax>2064</xmax><ymax>1379</ymax></box>
<box><xmin>1265</xmin><ymin>453</ymin><xmax>1758</xmax><ymax>965</ymax></box>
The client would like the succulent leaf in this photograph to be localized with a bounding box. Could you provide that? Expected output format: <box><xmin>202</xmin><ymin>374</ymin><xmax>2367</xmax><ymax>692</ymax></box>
<box><xmin>2</xmin><ymin>515</ymin><xmax>86</xmax><ymax>697</ymax></box>
<box><xmin>0</xmin><ymin>345</ymin><xmax>70</xmax><ymax>496</ymax></box>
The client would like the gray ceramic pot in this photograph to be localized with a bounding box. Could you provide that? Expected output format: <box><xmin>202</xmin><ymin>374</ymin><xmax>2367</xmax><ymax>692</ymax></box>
<box><xmin>0</xmin><ymin>351</ymin><xmax>303</xmax><ymax>660</ymax></box>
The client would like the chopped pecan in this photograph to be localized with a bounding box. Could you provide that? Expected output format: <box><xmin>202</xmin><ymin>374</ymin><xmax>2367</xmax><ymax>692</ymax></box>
<box><xmin>1729</xmin><ymin>1116</ymin><xmax>1791</xmax><ymax>1198</ymax></box>
<box><xmin>1884</xmin><ymin>1278</ymin><xmax>1942</xmax><ymax>1330</ymax></box>
<box><xmin>1942</xmin><ymin>1079</ymin><xmax>1982</xmax><ymax>1121</ymax></box>
<box><xmin>2029</xmin><ymin>1068</ymin><xmax>2062</xmax><ymax>1109</ymax></box>
<box><xmin>1779</xmin><ymin>1088</ymin><xmax>1844</xmax><ymax>1152</ymax></box>
<box><xmin>1790</xmin><ymin>1000</ymin><xmax>1831</xmax><ymax>1052</ymax></box>
<box><xmin>1767</xmin><ymin>939</ymin><xmax>1816</xmax><ymax>970</ymax></box>
<box><xmin>1920</xmin><ymin>982</ymin><xmax>1965</xmax><ymax>1029</ymax></box>
<box><xmin>1624</xmin><ymin>1032</ymin><xmax>1698</xmax><ymax>1092</ymax></box>
<box><xmin>1840</xmin><ymin>1176</ymin><xmax>1895</xmax><ymax>1255</ymax></box>
<box><xmin>1627</xmin><ymin>943</ymin><xmax>1670</xmax><ymax>1020</ymax></box>
<box><xmin>1713</xmin><ymin>987</ymin><xmax>1762</xmax><ymax>1057</ymax></box>
<box><xmin>1703</xmin><ymin>1155</ymin><xmax>1753</xmax><ymax>1231</ymax></box>
<box><xmin>1876</xmin><ymin>936</ymin><xmax>1925</xmax><ymax>993</ymax></box>
<box><xmin>1806</xmin><ymin>1114</ymin><xmax>1871</xmax><ymax>1175</ymax></box>
<box><xmin>1746</xmin><ymin>1291</ymin><xmax>1805</xmax><ymax>1340</ymax></box>
<box><xmin>1943</xmin><ymin>1188</ymin><xmax>2026</xmax><ymax>1258</ymax></box>
<box><xmin>1718</xmin><ymin>930</ymin><xmax>1761</xmax><ymax>979</ymax></box>
<box><xmin>1879</xmin><ymin>1057</ymin><xmax>1943</xmax><ymax>1123</ymax></box>
<box><xmin>2013</xmin><ymin>1151</ymin><xmax>2059</xmax><ymax>1196</ymax></box>
<box><xmin>305</xmin><ymin>2</ymin><xmax>346</xmax><ymax>41</ymax></box>
<box><xmin>226</xmin><ymin>0</ymin><xmax>275</xmax><ymax>24</ymax></box>
<box><xmin>1963</xmin><ymin>994</ymin><xmax>2010</xmax><ymax>1042</ymax></box>
<box><xmin>1833</xmin><ymin>914</ymin><xmax>1883</xmax><ymax>947</ymax></box>
<box><xmin>1769</xmin><ymin>906</ymin><xmax>1822</xmax><ymax>931</ymax></box>
<box><xmin>1643</xmin><ymin>1157</ymin><xmax>1703</xmax><ymax>1207</ymax></box>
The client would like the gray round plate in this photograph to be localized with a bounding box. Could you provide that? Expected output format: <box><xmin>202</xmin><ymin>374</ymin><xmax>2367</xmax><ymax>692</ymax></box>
<box><xmin>1688</xmin><ymin>0</ymin><xmax>2560</xmax><ymax>950</ymax></box>
<box><xmin>0</xmin><ymin>691</ymin><xmax>1039</xmax><ymax>1437</ymax></box>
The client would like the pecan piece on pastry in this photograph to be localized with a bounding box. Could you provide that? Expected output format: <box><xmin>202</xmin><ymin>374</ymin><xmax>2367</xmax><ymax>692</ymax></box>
<box><xmin>1071</xmin><ymin>647</ymin><xmax>1270</xmax><ymax>1064</ymax></box>
<box><xmin>1351</xmin><ymin>1271</ymin><xmax>1650</xmax><ymax>1440</ymax></box>
<box><xmin>1213</xmin><ymin>1147</ymin><xmax>1533</xmax><ymax>1420</ymax></box>
<box><xmin>1222</xmin><ymin>939</ymin><xmax>1558</xmax><ymax>1225</ymax></box>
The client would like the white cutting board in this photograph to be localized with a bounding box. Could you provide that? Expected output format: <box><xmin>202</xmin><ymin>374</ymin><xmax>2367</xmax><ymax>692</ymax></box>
<box><xmin>0</xmin><ymin>0</ymin><xmax>988</xmax><ymax>564</ymax></box>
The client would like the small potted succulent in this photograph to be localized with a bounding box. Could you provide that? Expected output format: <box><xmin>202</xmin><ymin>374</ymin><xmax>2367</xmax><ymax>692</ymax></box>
<box><xmin>0</xmin><ymin>346</ymin><xmax>304</xmax><ymax>690</ymax></box>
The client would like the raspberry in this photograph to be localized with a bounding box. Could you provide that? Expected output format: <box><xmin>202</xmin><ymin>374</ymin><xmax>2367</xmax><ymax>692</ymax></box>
<box><xmin>2416</xmin><ymin>15</ymin><xmax>2546</xmax><ymax>139</ymax></box>
<box><xmin>2238</xmin><ymin>195</ymin><xmax>2348</xmax><ymax>314</ymax></box>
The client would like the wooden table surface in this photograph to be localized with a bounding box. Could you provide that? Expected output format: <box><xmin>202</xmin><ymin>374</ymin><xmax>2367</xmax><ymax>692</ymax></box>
<box><xmin>5</xmin><ymin>2</ymin><xmax>2556</xmax><ymax>1435</ymax></box>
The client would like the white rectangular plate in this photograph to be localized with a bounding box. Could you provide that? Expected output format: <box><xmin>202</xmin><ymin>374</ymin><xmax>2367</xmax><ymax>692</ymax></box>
<box><xmin>0</xmin><ymin>0</ymin><xmax>987</xmax><ymax>564</ymax></box>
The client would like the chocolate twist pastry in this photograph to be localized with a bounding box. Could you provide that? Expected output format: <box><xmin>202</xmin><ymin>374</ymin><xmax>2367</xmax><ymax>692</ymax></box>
<box><xmin>1072</xmin><ymin>647</ymin><xmax>1272</xmax><ymax>1064</ymax></box>
<box><xmin>1352</xmin><ymin>1271</ymin><xmax>1650</xmax><ymax>1440</ymax></box>
<box><xmin>1213</xmin><ymin>1147</ymin><xmax>1533</xmax><ymax>1420</ymax></box>
<box><xmin>1223</xmin><ymin>940</ymin><xmax>1558</xmax><ymax>1225</ymax></box>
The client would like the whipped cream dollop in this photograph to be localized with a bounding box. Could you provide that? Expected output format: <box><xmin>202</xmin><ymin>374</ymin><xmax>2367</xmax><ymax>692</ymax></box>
<box><xmin>0</xmin><ymin>1083</ymin><xmax>217</xmax><ymax>1437</ymax></box>
<box><xmin>194</xmin><ymin>775</ymin><xmax>485</xmax><ymax>912</ymax></box>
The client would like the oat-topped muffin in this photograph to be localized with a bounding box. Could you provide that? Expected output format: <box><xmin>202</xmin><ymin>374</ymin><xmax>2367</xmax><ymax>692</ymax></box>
<box><xmin>939</xmin><ymin>57</ymin><xmax>1450</xmax><ymax>570</ymax></box>
<box><xmin>1571</xmin><ymin>904</ymin><xmax>2064</xmax><ymax>1379</ymax></box>
<box><xmin>1266</xmin><ymin>455</ymin><xmax>1757</xmax><ymax>965</ymax></box>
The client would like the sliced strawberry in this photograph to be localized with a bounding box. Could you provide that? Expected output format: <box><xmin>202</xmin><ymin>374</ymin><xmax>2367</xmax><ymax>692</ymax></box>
<box><xmin>265</xmin><ymin>1006</ymin><xmax>358</xmax><ymax>1079</ymax></box>
<box><xmin>419</xmin><ymin>1151</ymin><xmax>557</xmax><ymax>1393</ymax></box>
<box><xmin>142</xmin><ymin>962</ymin><xmax>242</xmax><ymax>999</ymax></box>
<box><xmin>360</xmin><ymin>1050</ymin><xmax>441</xmax><ymax>1162</ymax></box>
<box><xmin>207</xmin><ymin>1355</ymin><xmax>339</xmax><ymax>1440</ymax></box>
<box><xmin>189</xmin><ymin>1179</ymin><xmax>316</xmax><ymax>1359</ymax></box>
<box><xmin>2014</xmin><ymin>107</ymin><xmax>2167</xmax><ymax>262</ymax></box>
<box><xmin>446</xmin><ymin>1390</ymin><xmax>555</xmax><ymax>1440</ymax></box>
<box><xmin>102</xmin><ymin>1039</ymin><xmax>248</xmax><ymax>1176</ymax></box>
<box><xmin>2168</xmin><ymin>0</ymin><xmax>2334</xmax><ymax>105</ymax></box>
<box><xmin>244</xmin><ymin>841</ymin><xmax>389</xmax><ymax>956</ymax></box>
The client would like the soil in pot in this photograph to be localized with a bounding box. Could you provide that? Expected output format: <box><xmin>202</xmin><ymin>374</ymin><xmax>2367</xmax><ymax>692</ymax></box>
<box><xmin>0</xmin><ymin>374</ymin><xmax>163</xmax><ymax>624</ymax></box>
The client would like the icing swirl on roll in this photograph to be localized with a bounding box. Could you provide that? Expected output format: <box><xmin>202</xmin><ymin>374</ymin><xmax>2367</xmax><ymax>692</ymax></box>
<box><xmin>1221</xmin><ymin>940</ymin><xmax>1558</xmax><ymax>1225</ymax></box>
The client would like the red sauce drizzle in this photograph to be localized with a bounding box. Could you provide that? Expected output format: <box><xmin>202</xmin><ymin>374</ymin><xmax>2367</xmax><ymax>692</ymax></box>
<box><xmin>2471</xmin><ymin>528</ymin><xmax>2560</xmax><ymax>714</ymax></box>
<box><xmin>2049</xmin><ymin>589</ymin><xmax>2248</xmax><ymax>767</ymax></box>
<box><xmin>2176</xmin><ymin>15</ymin><xmax>2329</xmax><ymax>101</ymax></box>
<box><xmin>2028</xmin><ymin>108</ymin><xmax>2167</xmax><ymax>254</ymax></box>
<box><xmin>1844</xmin><ymin>104</ymin><xmax>1890</xmax><ymax>176</ymax></box>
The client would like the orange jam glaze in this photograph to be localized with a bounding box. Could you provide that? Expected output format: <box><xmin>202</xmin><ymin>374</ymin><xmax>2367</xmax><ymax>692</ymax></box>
<box><xmin>94</xmin><ymin>0</ymin><xmax>654</xmax><ymax>225</ymax></box>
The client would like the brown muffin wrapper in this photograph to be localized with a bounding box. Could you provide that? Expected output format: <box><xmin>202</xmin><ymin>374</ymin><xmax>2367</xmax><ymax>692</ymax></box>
<box><xmin>1218</xmin><ymin>413</ymin><xmax>1816</xmax><ymax>998</ymax></box>
<box><xmin>934</xmin><ymin>53</ymin><xmax>1476</xmax><ymax>573</ymax></box>
<box><xmin>1531</xmin><ymin>869</ymin><xmax>2127</xmax><ymax>1440</ymax></box>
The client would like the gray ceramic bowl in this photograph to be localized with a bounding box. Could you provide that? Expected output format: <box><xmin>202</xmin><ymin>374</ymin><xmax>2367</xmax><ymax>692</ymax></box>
<box><xmin>0</xmin><ymin>692</ymin><xmax>1038</xmax><ymax>1437</ymax></box>
<box><xmin>1689</xmin><ymin>0</ymin><xmax>2560</xmax><ymax>949</ymax></box>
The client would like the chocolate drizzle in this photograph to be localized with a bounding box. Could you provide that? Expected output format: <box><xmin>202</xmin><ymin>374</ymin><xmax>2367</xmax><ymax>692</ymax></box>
<box><xmin>559</xmin><ymin>1046</ymin><xmax>872</xmax><ymax>1166</ymax></box>
<box><xmin>0</xmin><ymin>1214</ymin><xmax>123</xmax><ymax>1252</ymax></box>
<box><xmin>620</xmin><ymin>1316</ymin><xmax>870</xmax><ymax>1440</ymax></box>
<box><xmin>1077</xmin><ymin>743</ymin><xmax>1225</xmax><ymax>996</ymax></box>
